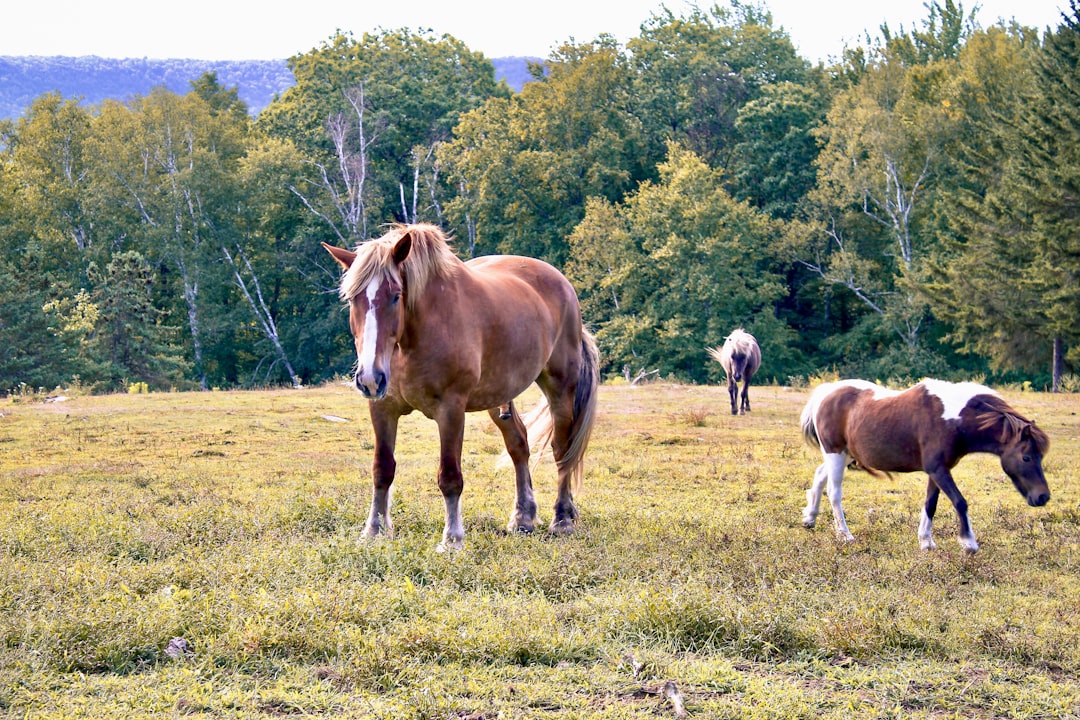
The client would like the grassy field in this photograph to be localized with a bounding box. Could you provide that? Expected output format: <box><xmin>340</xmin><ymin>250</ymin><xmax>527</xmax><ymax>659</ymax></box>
<box><xmin>1</xmin><ymin>381</ymin><xmax>1078</xmax><ymax>719</ymax></box>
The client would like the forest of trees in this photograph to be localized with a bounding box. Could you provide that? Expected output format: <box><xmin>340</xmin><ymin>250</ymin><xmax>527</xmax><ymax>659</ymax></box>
<box><xmin>1</xmin><ymin>1</ymin><xmax>1078</xmax><ymax>395</ymax></box>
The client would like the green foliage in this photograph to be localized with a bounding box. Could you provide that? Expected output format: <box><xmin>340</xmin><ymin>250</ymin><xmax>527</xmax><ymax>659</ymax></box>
<box><xmin>0</xmin><ymin>255</ymin><xmax>76</xmax><ymax>392</ymax></box>
<box><xmin>568</xmin><ymin>144</ymin><xmax>798</xmax><ymax>381</ymax></box>
<box><xmin>787</xmin><ymin>5</ymin><xmax>1001</xmax><ymax>377</ymax></box>
<box><xmin>629</xmin><ymin>3</ymin><xmax>811</xmax><ymax>169</ymax></box>
<box><xmin>440</xmin><ymin>36</ymin><xmax>646</xmax><ymax>264</ymax></box>
<box><xmin>258</xmin><ymin>28</ymin><xmax>509</xmax><ymax>241</ymax></box>
<box><xmin>879</xmin><ymin>0</ymin><xmax>979</xmax><ymax>63</ymax></box>
<box><xmin>1</xmin><ymin>2</ymin><xmax>1079</xmax><ymax>395</ymax></box>
<box><xmin>84</xmin><ymin>251</ymin><xmax>188</xmax><ymax>390</ymax></box>
<box><xmin>731</xmin><ymin>80</ymin><xmax>829</xmax><ymax>220</ymax></box>
<box><xmin>922</xmin><ymin>4</ymin><xmax>1080</xmax><ymax>384</ymax></box>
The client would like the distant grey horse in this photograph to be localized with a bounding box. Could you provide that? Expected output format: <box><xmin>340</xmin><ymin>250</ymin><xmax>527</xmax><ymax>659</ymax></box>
<box><xmin>707</xmin><ymin>329</ymin><xmax>761</xmax><ymax>415</ymax></box>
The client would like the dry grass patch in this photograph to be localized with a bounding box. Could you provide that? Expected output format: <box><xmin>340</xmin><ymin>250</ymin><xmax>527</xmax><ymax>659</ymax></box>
<box><xmin>1</xmin><ymin>382</ymin><xmax>1078</xmax><ymax>717</ymax></box>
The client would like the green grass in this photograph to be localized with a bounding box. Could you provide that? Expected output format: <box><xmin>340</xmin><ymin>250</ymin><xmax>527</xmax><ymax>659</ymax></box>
<box><xmin>1</xmin><ymin>383</ymin><xmax>1078</xmax><ymax>718</ymax></box>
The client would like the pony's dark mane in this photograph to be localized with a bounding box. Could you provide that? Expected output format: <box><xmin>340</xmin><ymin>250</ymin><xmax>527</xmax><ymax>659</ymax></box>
<box><xmin>339</xmin><ymin>224</ymin><xmax>459</xmax><ymax>310</ymax></box>
<box><xmin>970</xmin><ymin>394</ymin><xmax>1050</xmax><ymax>453</ymax></box>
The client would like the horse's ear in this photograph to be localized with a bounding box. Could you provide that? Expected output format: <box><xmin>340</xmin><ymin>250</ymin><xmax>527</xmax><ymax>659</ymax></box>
<box><xmin>322</xmin><ymin>242</ymin><xmax>356</xmax><ymax>270</ymax></box>
<box><xmin>392</xmin><ymin>233</ymin><xmax>413</xmax><ymax>266</ymax></box>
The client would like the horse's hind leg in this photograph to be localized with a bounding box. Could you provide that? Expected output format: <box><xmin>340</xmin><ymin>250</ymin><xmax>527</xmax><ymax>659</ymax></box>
<box><xmin>488</xmin><ymin>403</ymin><xmax>538</xmax><ymax>533</ymax></box>
<box><xmin>823</xmin><ymin>453</ymin><xmax>855</xmax><ymax>542</ymax></box>
<box><xmin>543</xmin><ymin>389</ymin><xmax>579</xmax><ymax>535</ymax></box>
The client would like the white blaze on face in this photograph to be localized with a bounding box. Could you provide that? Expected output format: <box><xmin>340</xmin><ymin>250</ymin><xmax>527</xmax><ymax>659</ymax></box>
<box><xmin>919</xmin><ymin>378</ymin><xmax>997</xmax><ymax>420</ymax></box>
<box><xmin>357</xmin><ymin>275</ymin><xmax>382</xmax><ymax>383</ymax></box>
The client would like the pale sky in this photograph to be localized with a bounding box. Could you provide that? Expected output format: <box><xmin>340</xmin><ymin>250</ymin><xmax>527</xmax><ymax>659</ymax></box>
<box><xmin>1</xmin><ymin>0</ymin><xmax>1071</xmax><ymax>64</ymax></box>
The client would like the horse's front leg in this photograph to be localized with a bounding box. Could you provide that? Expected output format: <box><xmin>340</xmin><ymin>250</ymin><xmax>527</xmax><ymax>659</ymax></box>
<box><xmin>728</xmin><ymin>380</ymin><xmax>738</xmax><ymax>415</ymax></box>
<box><xmin>740</xmin><ymin>380</ymin><xmax>751</xmax><ymax>414</ymax></box>
<box><xmin>930</xmin><ymin>468</ymin><xmax>978</xmax><ymax>553</ymax></box>
<box><xmin>802</xmin><ymin>461</ymin><xmax>829</xmax><ymax>528</ymax></box>
<box><xmin>919</xmin><ymin>477</ymin><xmax>941</xmax><ymax>550</ymax></box>
<box><xmin>365</xmin><ymin>402</ymin><xmax>401</xmax><ymax>539</ymax></box>
<box><xmin>435</xmin><ymin>405</ymin><xmax>468</xmax><ymax>552</ymax></box>
<box><xmin>489</xmin><ymin>403</ymin><xmax>538</xmax><ymax>533</ymax></box>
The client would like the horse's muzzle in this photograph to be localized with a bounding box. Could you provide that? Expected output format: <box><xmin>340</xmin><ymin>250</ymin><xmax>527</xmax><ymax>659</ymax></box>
<box><xmin>355</xmin><ymin>369</ymin><xmax>387</xmax><ymax>399</ymax></box>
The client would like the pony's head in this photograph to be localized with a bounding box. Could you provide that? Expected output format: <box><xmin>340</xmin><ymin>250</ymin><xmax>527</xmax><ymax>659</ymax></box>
<box><xmin>323</xmin><ymin>224</ymin><xmax>458</xmax><ymax>399</ymax></box>
<box><xmin>998</xmin><ymin>420</ymin><xmax>1051</xmax><ymax>507</ymax></box>
<box><xmin>974</xmin><ymin>397</ymin><xmax>1051</xmax><ymax>507</ymax></box>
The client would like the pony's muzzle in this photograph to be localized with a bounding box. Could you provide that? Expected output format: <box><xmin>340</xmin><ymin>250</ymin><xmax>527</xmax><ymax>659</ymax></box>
<box><xmin>1028</xmin><ymin>490</ymin><xmax>1050</xmax><ymax>507</ymax></box>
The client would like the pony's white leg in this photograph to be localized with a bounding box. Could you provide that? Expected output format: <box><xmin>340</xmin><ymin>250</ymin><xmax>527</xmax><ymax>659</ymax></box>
<box><xmin>918</xmin><ymin>509</ymin><xmax>937</xmax><ymax>550</ymax></box>
<box><xmin>438</xmin><ymin>494</ymin><xmax>465</xmax><ymax>553</ymax></box>
<box><xmin>823</xmin><ymin>453</ymin><xmax>855</xmax><ymax>542</ymax></box>
<box><xmin>930</xmin><ymin>469</ymin><xmax>979</xmax><ymax>554</ymax></box>
<box><xmin>919</xmin><ymin>478</ymin><xmax>939</xmax><ymax>550</ymax></box>
<box><xmin>802</xmin><ymin>462</ymin><xmax>829</xmax><ymax>528</ymax></box>
<box><xmin>958</xmin><ymin>533</ymin><xmax>979</xmax><ymax>553</ymax></box>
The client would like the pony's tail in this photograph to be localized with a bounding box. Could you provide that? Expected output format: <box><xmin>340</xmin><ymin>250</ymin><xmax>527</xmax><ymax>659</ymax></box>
<box><xmin>800</xmin><ymin>387</ymin><xmax>823</xmax><ymax>450</ymax></box>
<box><xmin>522</xmin><ymin>330</ymin><xmax>600</xmax><ymax>491</ymax></box>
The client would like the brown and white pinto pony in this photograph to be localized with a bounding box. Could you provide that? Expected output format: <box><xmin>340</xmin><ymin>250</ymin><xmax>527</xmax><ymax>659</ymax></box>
<box><xmin>707</xmin><ymin>329</ymin><xmax>761</xmax><ymax>415</ymax></box>
<box><xmin>800</xmin><ymin>379</ymin><xmax>1050</xmax><ymax>553</ymax></box>
<box><xmin>323</xmin><ymin>224</ymin><xmax>599</xmax><ymax>552</ymax></box>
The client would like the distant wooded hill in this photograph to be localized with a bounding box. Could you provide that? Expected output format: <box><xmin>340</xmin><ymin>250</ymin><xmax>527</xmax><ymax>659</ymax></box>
<box><xmin>0</xmin><ymin>55</ymin><xmax>536</xmax><ymax>120</ymax></box>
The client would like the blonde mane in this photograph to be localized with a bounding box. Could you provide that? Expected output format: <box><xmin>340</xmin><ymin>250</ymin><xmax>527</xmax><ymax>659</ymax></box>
<box><xmin>339</xmin><ymin>224</ymin><xmax>460</xmax><ymax>310</ymax></box>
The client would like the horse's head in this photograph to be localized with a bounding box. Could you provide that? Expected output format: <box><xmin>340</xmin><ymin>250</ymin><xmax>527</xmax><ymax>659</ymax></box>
<box><xmin>728</xmin><ymin>351</ymin><xmax>749</xmax><ymax>382</ymax></box>
<box><xmin>998</xmin><ymin>422</ymin><xmax>1051</xmax><ymax>507</ymax></box>
<box><xmin>323</xmin><ymin>233</ymin><xmax>412</xmax><ymax>400</ymax></box>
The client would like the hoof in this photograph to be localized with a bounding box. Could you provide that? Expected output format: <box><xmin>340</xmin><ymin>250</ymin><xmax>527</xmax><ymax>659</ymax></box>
<box><xmin>436</xmin><ymin>538</ymin><xmax>464</xmax><ymax>553</ymax></box>
<box><xmin>548</xmin><ymin>519</ymin><xmax>576</xmax><ymax>536</ymax></box>
<box><xmin>362</xmin><ymin>525</ymin><xmax>392</xmax><ymax>540</ymax></box>
<box><xmin>919</xmin><ymin>537</ymin><xmax>938</xmax><ymax>551</ymax></box>
<box><xmin>802</xmin><ymin>516</ymin><xmax>817</xmax><ymax>529</ymax></box>
<box><xmin>507</xmin><ymin>509</ymin><xmax>538</xmax><ymax>535</ymax></box>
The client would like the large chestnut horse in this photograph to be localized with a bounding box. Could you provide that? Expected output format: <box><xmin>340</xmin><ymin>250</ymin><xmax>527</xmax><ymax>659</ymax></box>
<box><xmin>800</xmin><ymin>379</ymin><xmax>1050</xmax><ymax>553</ymax></box>
<box><xmin>323</xmin><ymin>224</ymin><xmax>599</xmax><ymax>551</ymax></box>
